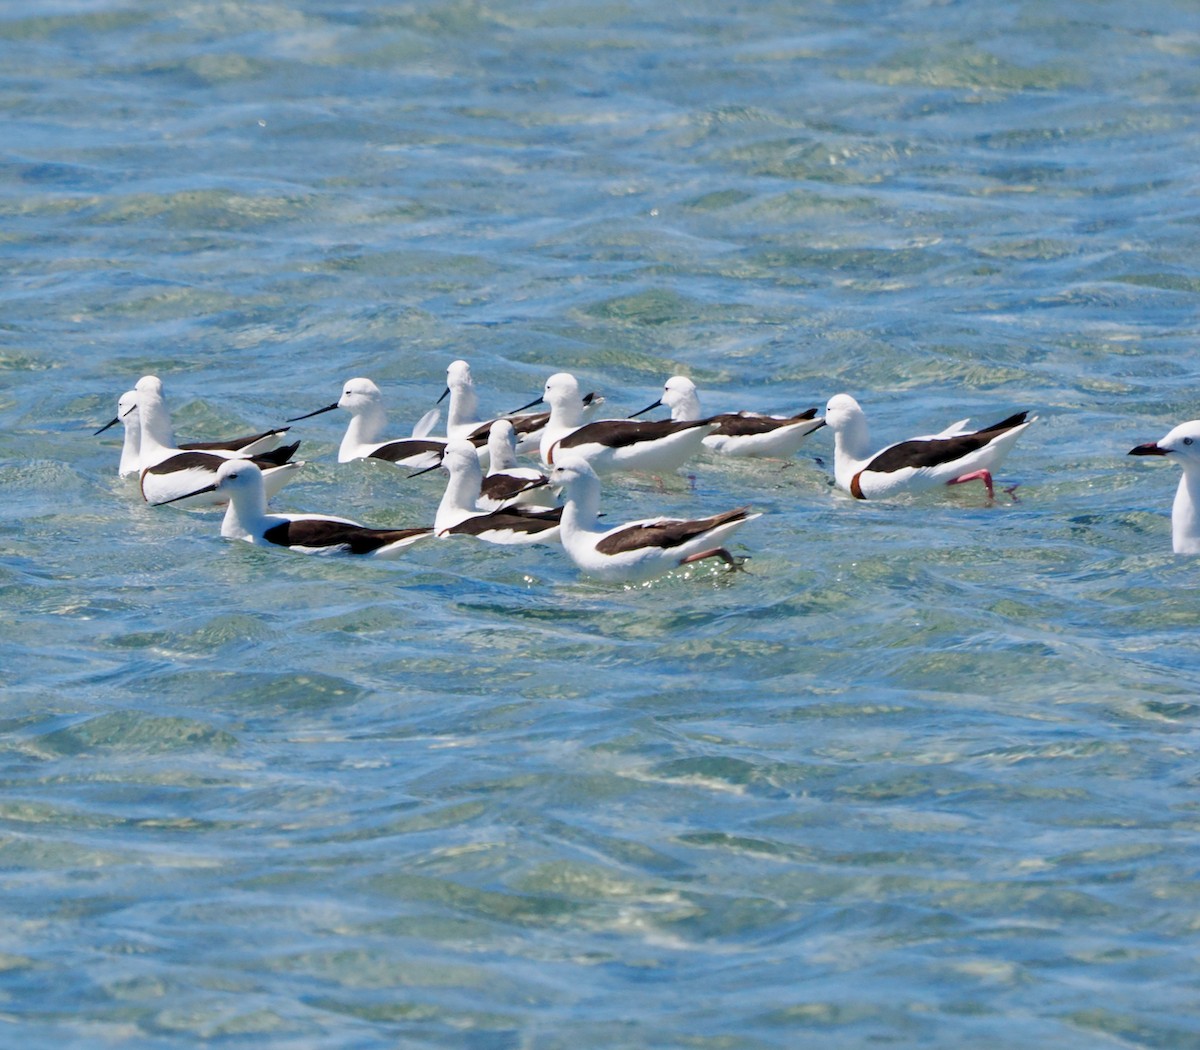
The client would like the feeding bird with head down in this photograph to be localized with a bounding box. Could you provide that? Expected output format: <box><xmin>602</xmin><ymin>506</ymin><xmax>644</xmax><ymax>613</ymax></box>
<box><xmin>822</xmin><ymin>393</ymin><xmax>1035</xmax><ymax>501</ymax></box>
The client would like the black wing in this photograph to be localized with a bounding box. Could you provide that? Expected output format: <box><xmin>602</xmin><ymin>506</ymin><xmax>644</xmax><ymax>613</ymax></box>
<box><xmin>250</xmin><ymin>440</ymin><xmax>301</xmax><ymax>467</ymax></box>
<box><xmin>369</xmin><ymin>439</ymin><xmax>446</xmax><ymax>464</ymax></box>
<box><xmin>444</xmin><ymin>506</ymin><xmax>562</xmax><ymax>537</ymax></box>
<box><xmin>179</xmin><ymin>427</ymin><xmax>290</xmax><ymax>453</ymax></box>
<box><xmin>595</xmin><ymin>507</ymin><xmax>752</xmax><ymax>555</ymax></box>
<box><xmin>866</xmin><ymin>413</ymin><xmax>1029</xmax><ymax>474</ymax></box>
<box><xmin>262</xmin><ymin>519</ymin><xmax>431</xmax><ymax>553</ymax></box>
<box><xmin>708</xmin><ymin>410</ymin><xmax>818</xmax><ymax>438</ymax></box>
<box><xmin>558</xmin><ymin>418</ymin><xmax>709</xmax><ymax>452</ymax></box>
<box><xmin>142</xmin><ymin>450</ymin><xmax>225</xmax><ymax>475</ymax></box>
<box><xmin>480</xmin><ymin>473</ymin><xmax>548</xmax><ymax>503</ymax></box>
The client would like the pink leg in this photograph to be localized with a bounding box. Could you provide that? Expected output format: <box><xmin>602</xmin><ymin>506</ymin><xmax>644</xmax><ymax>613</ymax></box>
<box><xmin>947</xmin><ymin>469</ymin><xmax>994</xmax><ymax>500</ymax></box>
<box><xmin>678</xmin><ymin>547</ymin><xmax>748</xmax><ymax>572</ymax></box>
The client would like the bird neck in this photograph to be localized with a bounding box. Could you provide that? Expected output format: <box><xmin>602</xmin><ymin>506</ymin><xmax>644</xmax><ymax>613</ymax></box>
<box><xmin>668</xmin><ymin>390</ymin><xmax>701</xmax><ymax>422</ymax></box>
<box><xmin>220</xmin><ymin>484</ymin><xmax>269</xmax><ymax>541</ymax></box>
<box><xmin>831</xmin><ymin>417</ymin><xmax>871</xmax><ymax>486</ymax></box>
<box><xmin>436</xmin><ymin>462</ymin><xmax>483</xmax><ymax>530</ymax></box>
<box><xmin>542</xmin><ymin>400</ymin><xmax>584</xmax><ymax>461</ymax></box>
<box><xmin>447</xmin><ymin>386</ymin><xmax>479</xmax><ymax>433</ymax></box>
<box><xmin>137</xmin><ymin>394</ymin><xmax>177</xmax><ymax>462</ymax></box>
<box><xmin>341</xmin><ymin>405</ymin><xmax>386</xmax><ymax>457</ymax></box>
<box><xmin>561</xmin><ymin>478</ymin><xmax>602</xmax><ymax>535</ymax></box>
<box><xmin>1172</xmin><ymin>470</ymin><xmax>1200</xmax><ymax>554</ymax></box>
<box><xmin>487</xmin><ymin>438</ymin><xmax>518</xmax><ymax>473</ymax></box>
<box><xmin>119</xmin><ymin>416</ymin><xmax>142</xmax><ymax>476</ymax></box>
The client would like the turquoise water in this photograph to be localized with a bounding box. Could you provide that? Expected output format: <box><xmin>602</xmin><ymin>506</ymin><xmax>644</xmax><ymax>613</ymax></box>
<box><xmin>3</xmin><ymin>1</ymin><xmax>1200</xmax><ymax>1046</ymax></box>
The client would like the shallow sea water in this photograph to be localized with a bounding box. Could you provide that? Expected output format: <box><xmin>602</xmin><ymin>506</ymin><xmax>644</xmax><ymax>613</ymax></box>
<box><xmin>3</xmin><ymin>1</ymin><xmax>1200</xmax><ymax>1046</ymax></box>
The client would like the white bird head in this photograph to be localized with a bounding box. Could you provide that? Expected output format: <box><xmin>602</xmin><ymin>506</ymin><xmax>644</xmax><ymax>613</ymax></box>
<box><xmin>544</xmin><ymin>372</ymin><xmax>582</xmax><ymax>409</ymax></box>
<box><xmin>549</xmin><ymin>453</ymin><xmax>600</xmax><ymax>491</ymax></box>
<box><xmin>446</xmin><ymin>360</ymin><xmax>473</xmax><ymax>390</ymax></box>
<box><xmin>487</xmin><ymin>419</ymin><xmax>518</xmax><ymax>463</ymax></box>
<box><xmin>1130</xmin><ymin>420</ymin><xmax>1200</xmax><ymax>468</ymax></box>
<box><xmin>135</xmin><ymin>375</ymin><xmax>164</xmax><ymax>397</ymax></box>
<box><xmin>214</xmin><ymin>458</ymin><xmax>265</xmax><ymax>493</ymax></box>
<box><xmin>337</xmin><ymin>377</ymin><xmax>383</xmax><ymax>414</ymax></box>
<box><xmin>95</xmin><ymin>389</ymin><xmax>139</xmax><ymax>434</ymax></box>
<box><xmin>823</xmin><ymin>393</ymin><xmax>866</xmax><ymax>432</ymax></box>
<box><xmin>661</xmin><ymin>375</ymin><xmax>700</xmax><ymax>418</ymax></box>
<box><xmin>442</xmin><ymin>439</ymin><xmax>483</xmax><ymax>477</ymax></box>
<box><xmin>152</xmin><ymin>457</ymin><xmax>265</xmax><ymax>507</ymax></box>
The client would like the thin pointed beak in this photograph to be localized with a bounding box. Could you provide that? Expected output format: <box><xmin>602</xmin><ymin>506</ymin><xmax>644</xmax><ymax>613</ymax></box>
<box><xmin>436</xmin><ymin>386</ymin><xmax>450</xmax><ymax>405</ymax></box>
<box><xmin>507</xmin><ymin>394</ymin><xmax>544</xmax><ymax>415</ymax></box>
<box><xmin>809</xmin><ymin>419</ymin><xmax>828</xmax><ymax>432</ymax></box>
<box><xmin>1128</xmin><ymin>442</ymin><xmax>1168</xmax><ymax>456</ymax></box>
<box><xmin>407</xmin><ymin>461</ymin><xmax>444</xmax><ymax>479</ymax></box>
<box><xmin>152</xmin><ymin>483</ymin><xmax>219</xmax><ymax>506</ymax></box>
<box><xmin>94</xmin><ymin>417</ymin><xmax>119</xmax><ymax>435</ymax></box>
<box><xmin>286</xmin><ymin>402</ymin><xmax>339</xmax><ymax>422</ymax></box>
<box><xmin>628</xmin><ymin>398</ymin><xmax>663</xmax><ymax>419</ymax></box>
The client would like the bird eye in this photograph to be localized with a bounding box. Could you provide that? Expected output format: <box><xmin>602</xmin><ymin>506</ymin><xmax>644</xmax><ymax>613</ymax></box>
<box><xmin>1186</xmin><ymin>438</ymin><xmax>1195</xmax><ymax>446</ymax></box>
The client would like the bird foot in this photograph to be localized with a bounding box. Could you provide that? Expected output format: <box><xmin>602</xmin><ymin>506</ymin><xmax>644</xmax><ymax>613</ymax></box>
<box><xmin>680</xmin><ymin>547</ymin><xmax>749</xmax><ymax>573</ymax></box>
<box><xmin>947</xmin><ymin>469</ymin><xmax>995</xmax><ymax>501</ymax></box>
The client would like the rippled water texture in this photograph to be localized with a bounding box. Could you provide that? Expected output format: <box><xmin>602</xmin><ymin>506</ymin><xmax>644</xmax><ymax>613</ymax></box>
<box><xmin>3</xmin><ymin>1</ymin><xmax>1200</xmax><ymax>1046</ymax></box>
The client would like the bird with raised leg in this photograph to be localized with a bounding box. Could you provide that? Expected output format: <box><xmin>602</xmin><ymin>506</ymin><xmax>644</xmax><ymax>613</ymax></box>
<box><xmin>823</xmin><ymin>393</ymin><xmax>1035</xmax><ymax>501</ymax></box>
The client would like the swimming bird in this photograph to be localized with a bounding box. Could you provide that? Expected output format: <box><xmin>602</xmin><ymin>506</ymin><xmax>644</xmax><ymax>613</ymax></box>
<box><xmin>1128</xmin><ymin>420</ymin><xmax>1200</xmax><ymax>554</ymax></box>
<box><xmin>526</xmin><ymin>372</ymin><xmax>716</xmax><ymax>474</ymax></box>
<box><xmin>156</xmin><ymin>460</ymin><xmax>432</xmax><ymax>557</ymax></box>
<box><xmin>631</xmin><ymin>375</ymin><xmax>825</xmax><ymax>458</ymax></box>
<box><xmin>133</xmin><ymin>376</ymin><xmax>303</xmax><ymax>508</ymax></box>
<box><xmin>288</xmin><ymin>377</ymin><xmax>445</xmax><ymax>469</ymax></box>
<box><xmin>479</xmin><ymin>419</ymin><xmax>554</xmax><ymax>510</ymax></box>
<box><xmin>549</xmin><ymin>454</ymin><xmax>760</xmax><ymax>583</ymax></box>
<box><xmin>437</xmin><ymin>359</ymin><xmax>605</xmax><ymax>456</ymax></box>
<box><xmin>431</xmin><ymin>440</ymin><xmax>562</xmax><ymax>544</ymax></box>
<box><xmin>438</xmin><ymin>359</ymin><xmax>486</xmax><ymax>441</ymax></box>
<box><xmin>95</xmin><ymin>390</ymin><xmax>146</xmax><ymax>477</ymax></box>
<box><xmin>96</xmin><ymin>389</ymin><xmax>292</xmax><ymax>477</ymax></box>
<box><xmin>823</xmin><ymin>393</ymin><xmax>1035</xmax><ymax>501</ymax></box>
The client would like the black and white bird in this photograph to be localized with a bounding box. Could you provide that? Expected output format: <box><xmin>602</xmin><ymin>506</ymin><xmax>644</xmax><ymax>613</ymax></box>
<box><xmin>439</xmin><ymin>359</ymin><xmax>606</xmax><ymax>457</ymax></box>
<box><xmin>824</xmin><ymin>393</ymin><xmax>1035</xmax><ymax>500</ymax></box>
<box><xmin>288</xmin><ymin>377</ymin><xmax>445</xmax><ymax>470</ymax></box>
<box><xmin>157</xmin><ymin>459</ymin><xmax>432</xmax><ymax>557</ymax></box>
<box><xmin>1129</xmin><ymin>420</ymin><xmax>1200</xmax><ymax>554</ymax></box>
<box><xmin>431</xmin><ymin>440</ymin><xmax>562</xmax><ymax>544</ymax></box>
<box><xmin>529</xmin><ymin>372</ymin><xmax>715</xmax><ymax>474</ymax></box>
<box><xmin>133</xmin><ymin>376</ymin><xmax>303</xmax><ymax>508</ymax></box>
<box><xmin>95</xmin><ymin>388</ymin><xmax>290</xmax><ymax>477</ymax></box>
<box><xmin>479</xmin><ymin>420</ymin><xmax>554</xmax><ymax>511</ymax></box>
<box><xmin>632</xmin><ymin>375</ymin><xmax>825</xmax><ymax>459</ymax></box>
<box><xmin>550</xmin><ymin>454</ymin><xmax>760</xmax><ymax>583</ymax></box>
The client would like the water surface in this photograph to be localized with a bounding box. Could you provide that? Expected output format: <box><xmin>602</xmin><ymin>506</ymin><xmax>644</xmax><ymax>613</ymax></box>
<box><xmin>3</xmin><ymin>1</ymin><xmax>1200</xmax><ymax>1046</ymax></box>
